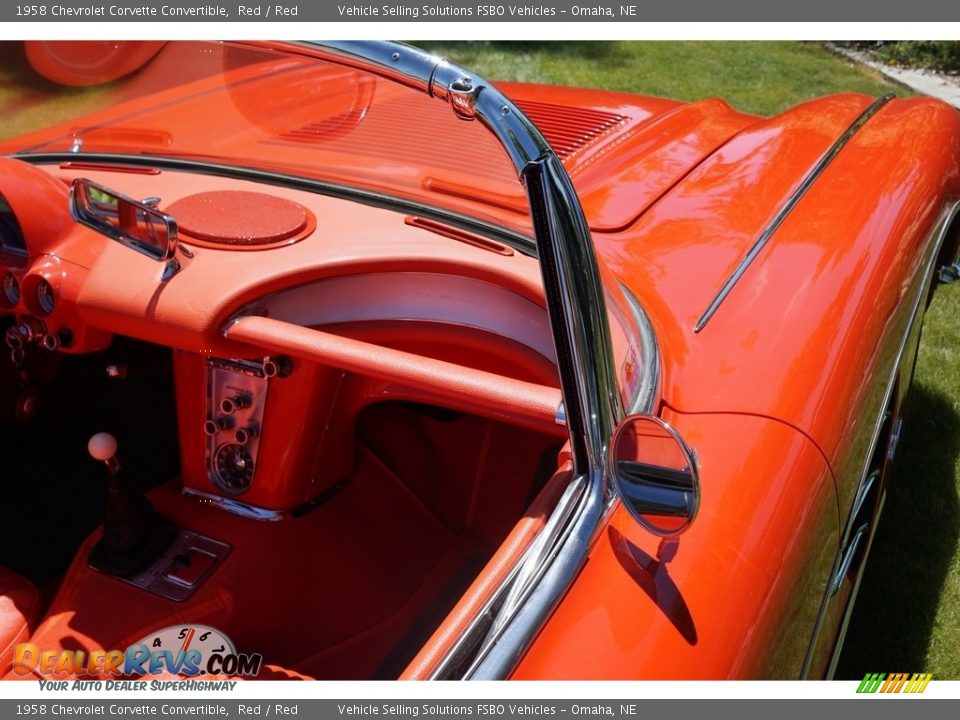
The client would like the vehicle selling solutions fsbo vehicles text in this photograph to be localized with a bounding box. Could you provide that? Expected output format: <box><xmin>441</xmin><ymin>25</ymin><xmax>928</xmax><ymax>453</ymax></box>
<box><xmin>335</xmin><ymin>5</ymin><xmax>638</xmax><ymax>18</ymax></box>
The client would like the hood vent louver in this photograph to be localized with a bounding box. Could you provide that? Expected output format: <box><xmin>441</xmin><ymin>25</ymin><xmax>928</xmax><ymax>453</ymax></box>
<box><xmin>512</xmin><ymin>100</ymin><xmax>628</xmax><ymax>161</ymax></box>
<box><xmin>275</xmin><ymin>97</ymin><xmax>629</xmax><ymax>166</ymax></box>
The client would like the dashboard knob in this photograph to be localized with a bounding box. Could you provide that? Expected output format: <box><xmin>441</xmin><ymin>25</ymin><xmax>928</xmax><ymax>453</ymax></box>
<box><xmin>15</xmin><ymin>317</ymin><xmax>46</xmax><ymax>345</ymax></box>
<box><xmin>4</xmin><ymin>326</ymin><xmax>22</xmax><ymax>350</ymax></box>
<box><xmin>262</xmin><ymin>355</ymin><xmax>293</xmax><ymax>378</ymax></box>
<box><xmin>234</xmin><ymin>426</ymin><xmax>259</xmax><ymax>445</ymax></box>
<box><xmin>219</xmin><ymin>394</ymin><xmax>252</xmax><ymax>414</ymax></box>
<box><xmin>203</xmin><ymin>417</ymin><xmax>234</xmax><ymax>436</ymax></box>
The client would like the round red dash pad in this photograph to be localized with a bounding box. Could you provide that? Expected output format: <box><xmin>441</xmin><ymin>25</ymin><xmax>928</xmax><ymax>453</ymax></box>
<box><xmin>166</xmin><ymin>191</ymin><xmax>311</xmax><ymax>247</ymax></box>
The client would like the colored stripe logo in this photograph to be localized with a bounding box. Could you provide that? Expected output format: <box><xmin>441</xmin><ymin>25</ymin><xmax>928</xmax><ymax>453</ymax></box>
<box><xmin>857</xmin><ymin>673</ymin><xmax>933</xmax><ymax>693</ymax></box>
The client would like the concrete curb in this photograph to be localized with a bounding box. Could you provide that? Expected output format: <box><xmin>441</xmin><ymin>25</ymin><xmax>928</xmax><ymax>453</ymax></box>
<box><xmin>825</xmin><ymin>42</ymin><xmax>960</xmax><ymax>110</ymax></box>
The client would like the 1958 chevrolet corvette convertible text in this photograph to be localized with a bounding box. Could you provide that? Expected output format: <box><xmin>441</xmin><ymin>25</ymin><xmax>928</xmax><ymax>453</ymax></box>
<box><xmin>0</xmin><ymin>40</ymin><xmax>959</xmax><ymax>680</ymax></box>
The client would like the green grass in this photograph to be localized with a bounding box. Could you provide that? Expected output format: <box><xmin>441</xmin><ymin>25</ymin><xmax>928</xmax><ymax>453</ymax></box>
<box><xmin>2</xmin><ymin>40</ymin><xmax>956</xmax><ymax>679</ymax></box>
<box><xmin>417</xmin><ymin>41</ymin><xmax>906</xmax><ymax>116</ymax></box>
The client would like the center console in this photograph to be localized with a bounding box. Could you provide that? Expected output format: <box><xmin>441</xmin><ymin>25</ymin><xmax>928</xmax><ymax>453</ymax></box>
<box><xmin>174</xmin><ymin>351</ymin><xmax>354</xmax><ymax>518</ymax></box>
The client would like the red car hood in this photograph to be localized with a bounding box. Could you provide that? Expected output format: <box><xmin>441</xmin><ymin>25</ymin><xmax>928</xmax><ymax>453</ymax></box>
<box><xmin>497</xmin><ymin>82</ymin><xmax>758</xmax><ymax>232</ymax></box>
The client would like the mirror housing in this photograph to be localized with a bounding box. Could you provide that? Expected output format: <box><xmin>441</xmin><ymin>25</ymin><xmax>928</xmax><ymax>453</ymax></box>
<box><xmin>610</xmin><ymin>415</ymin><xmax>699</xmax><ymax>537</ymax></box>
<box><xmin>70</xmin><ymin>178</ymin><xmax>180</xmax><ymax>277</ymax></box>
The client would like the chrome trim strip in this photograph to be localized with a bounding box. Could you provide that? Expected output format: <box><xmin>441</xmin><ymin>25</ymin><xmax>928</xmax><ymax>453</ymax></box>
<box><xmin>621</xmin><ymin>283</ymin><xmax>661</xmax><ymax>416</ymax></box>
<box><xmin>693</xmin><ymin>94</ymin><xmax>894</xmax><ymax>334</ymax></box>
<box><xmin>19</xmin><ymin>152</ymin><xmax>537</xmax><ymax>257</ymax></box>
<box><xmin>182</xmin><ymin>487</ymin><xmax>285</xmax><ymax>522</ymax></box>
<box><xmin>469</xmin><ymin>476</ymin><xmax>585</xmax><ymax>660</ymax></box>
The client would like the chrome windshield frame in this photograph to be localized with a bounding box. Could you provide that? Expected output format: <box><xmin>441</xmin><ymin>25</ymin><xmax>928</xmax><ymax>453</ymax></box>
<box><xmin>286</xmin><ymin>40</ymin><xmax>625</xmax><ymax>678</ymax></box>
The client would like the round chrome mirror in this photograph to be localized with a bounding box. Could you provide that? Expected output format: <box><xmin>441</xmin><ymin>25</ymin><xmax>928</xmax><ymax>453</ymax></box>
<box><xmin>610</xmin><ymin>415</ymin><xmax>699</xmax><ymax>537</ymax></box>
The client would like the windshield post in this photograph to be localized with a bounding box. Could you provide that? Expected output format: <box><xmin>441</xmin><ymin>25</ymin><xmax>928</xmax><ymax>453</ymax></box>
<box><xmin>307</xmin><ymin>40</ymin><xmax>621</xmax><ymax>473</ymax></box>
<box><xmin>302</xmin><ymin>40</ymin><xmax>625</xmax><ymax>679</ymax></box>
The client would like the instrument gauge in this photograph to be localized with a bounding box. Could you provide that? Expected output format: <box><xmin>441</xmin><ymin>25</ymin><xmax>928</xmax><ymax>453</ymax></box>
<box><xmin>1</xmin><ymin>273</ymin><xmax>19</xmax><ymax>307</ymax></box>
<box><xmin>213</xmin><ymin>442</ymin><xmax>255</xmax><ymax>494</ymax></box>
<box><xmin>35</xmin><ymin>278</ymin><xmax>56</xmax><ymax>315</ymax></box>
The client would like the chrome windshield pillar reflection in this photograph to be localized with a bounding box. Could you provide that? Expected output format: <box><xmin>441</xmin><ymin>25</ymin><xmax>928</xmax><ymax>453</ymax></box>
<box><xmin>523</xmin><ymin>155</ymin><xmax>622</xmax><ymax>469</ymax></box>
<box><xmin>302</xmin><ymin>40</ymin><xmax>621</xmax><ymax>470</ymax></box>
<box><xmin>299</xmin><ymin>40</ymin><xmax>624</xmax><ymax>680</ymax></box>
<box><xmin>462</xmin><ymin>156</ymin><xmax>623</xmax><ymax>678</ymax></box>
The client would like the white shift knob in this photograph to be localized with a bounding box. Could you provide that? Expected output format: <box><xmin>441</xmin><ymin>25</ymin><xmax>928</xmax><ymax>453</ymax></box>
<box><xmin>88</xmin><ymin>432</ymin><xmax>118</xmax><ymax>462</ymax></box>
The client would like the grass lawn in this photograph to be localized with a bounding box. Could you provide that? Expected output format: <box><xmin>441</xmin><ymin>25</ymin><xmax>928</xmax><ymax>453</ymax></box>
<box><xmin>417</xmin><ymin>41</ymin><xmax>908</xmax><ymax>115</ymax></box>
<box><xmin>421</xmin><ymin>41</ymin><xmax>959</xmax><ymax>680</ymax></box>
<box><xmin>2</xmin><ymin>40</ymin><xmax>957</xmax><ymax>679</ymax></box>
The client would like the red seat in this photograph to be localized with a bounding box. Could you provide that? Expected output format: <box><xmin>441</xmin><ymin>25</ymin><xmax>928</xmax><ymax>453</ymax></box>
<box><xmin>0</xmin><ymin>568</ymin><xmax>40</xmax><ymax>672</ymax></box>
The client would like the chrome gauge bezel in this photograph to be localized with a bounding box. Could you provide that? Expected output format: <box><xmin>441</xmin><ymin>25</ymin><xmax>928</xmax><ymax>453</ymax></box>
<box><xmin>35</xmin><ymin>277</ymin><xmax>56</xmax><ymax>316</ymax></box>
<box><xmin>1</xmin><ymin>272</ymin><xmax>20</xmax><ymax>307</ymax></box>
<box><xmin>213</xmin><ymin>442</ymin><xmax>255</xmax><ymax>494</ymax></box>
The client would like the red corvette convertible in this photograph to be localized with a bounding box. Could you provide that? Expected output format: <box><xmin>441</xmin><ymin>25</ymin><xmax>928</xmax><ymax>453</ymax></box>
<box><xmin>0</xmin><ymin>40</ymin><xmax>958</xmax><ymax>680</ymax></box>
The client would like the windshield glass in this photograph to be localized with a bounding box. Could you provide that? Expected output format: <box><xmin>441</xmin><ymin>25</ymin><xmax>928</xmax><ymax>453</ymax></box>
<box><xmin>1</xmin><ymin>39</ymin><xmax>649</xmax><ymax>418</ymax></box>
<box><xmin>0</xmin><ymin>41</ymin><xmax>532</xmax><ymax>236</ymax></box>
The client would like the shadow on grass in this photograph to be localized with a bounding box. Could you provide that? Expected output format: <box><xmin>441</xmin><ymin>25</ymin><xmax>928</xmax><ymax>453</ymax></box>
<box><xmin>836</xmin><ymin>383</ymin><xmax>960</xmax><ymax>677</ymax></box>
<box><xmin>0</xmin><ymin>42</ymin><xmax>64</xmax><ymax>92</ymax></box>
<box><xmin>0</xmin><ymin>41</ymin><xmax>104</xmax><ymax>126</ymax></box>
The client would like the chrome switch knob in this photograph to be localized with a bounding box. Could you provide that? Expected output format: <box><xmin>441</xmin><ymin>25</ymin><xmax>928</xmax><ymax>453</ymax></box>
<box><xmin>234</xmin><ymin>426</ymin><xmax>259</xmax><ymax>445</ymax></box>
<box><xmin>219</xmin><ymin>394</ymin><xmax>252</xmax><ymax>414</ymax></box>
<box><xmin>203</xmin><ymin>417</ymin><xmax>234</xmax><ymax>436</ymax></box>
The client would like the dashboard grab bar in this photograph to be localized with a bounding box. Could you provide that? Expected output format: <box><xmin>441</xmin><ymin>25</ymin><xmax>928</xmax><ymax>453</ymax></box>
<box><xmin>224</xmin><ymin>315</ymin><xmax>564</xmax><ymax>435</ymax></box>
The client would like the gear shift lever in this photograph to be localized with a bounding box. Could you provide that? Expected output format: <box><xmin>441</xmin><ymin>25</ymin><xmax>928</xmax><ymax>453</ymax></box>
<box><xmin>87</xmin><ymin>432</ymin><xmax>177</xmax><ymax>577</ymax></box>
<box><xmin>88</xmin><ymin>432</ymin><xmax>120</xmax><ymax>474</ymax></box>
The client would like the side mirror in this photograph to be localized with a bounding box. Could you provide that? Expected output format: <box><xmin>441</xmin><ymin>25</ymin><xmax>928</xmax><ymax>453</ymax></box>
<box><xmin>70</xmin><ymin>178</ymin><xmax>181</xmax><ymax>278</ymax></box>
<box><xmin>610</xmin><ymin>415</ymin><xmax>699</xmax><ymax>537</ymax></box>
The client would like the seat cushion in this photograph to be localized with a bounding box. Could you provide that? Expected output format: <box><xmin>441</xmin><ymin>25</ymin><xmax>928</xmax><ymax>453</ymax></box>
<box><xmin>0</xmin><ymin>568</ymin><xmax>41</xmax><ymax>672</ymax></box>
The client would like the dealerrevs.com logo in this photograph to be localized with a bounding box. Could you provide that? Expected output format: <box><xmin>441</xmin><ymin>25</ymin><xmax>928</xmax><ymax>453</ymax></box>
<box><xmin>856</xmin><ymin>673</ymin><xmax>934</xmax><ymax>694</ymax></box>
<box><xmin>12</xmin><ymin>625</ymin><xmax>262</xmax><ymax>679</ymax></box>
